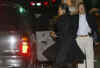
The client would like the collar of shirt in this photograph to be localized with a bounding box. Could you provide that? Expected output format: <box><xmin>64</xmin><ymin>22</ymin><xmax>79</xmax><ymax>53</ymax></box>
<box><xmin>79</xmin><ymin>14</ymin><xmax>86</xmax><ymax>17</ymax></box>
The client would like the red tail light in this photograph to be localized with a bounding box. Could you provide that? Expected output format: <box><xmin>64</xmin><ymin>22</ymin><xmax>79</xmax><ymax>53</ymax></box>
<box><xmin>30</xmin><ymin>1</ymin><xmax>35</xmax><ymax>6</ymax></box>
<box><xmin>19</xmin><ymin>37</ymin><xmax>31</xmax><ymax>56</ymax></box>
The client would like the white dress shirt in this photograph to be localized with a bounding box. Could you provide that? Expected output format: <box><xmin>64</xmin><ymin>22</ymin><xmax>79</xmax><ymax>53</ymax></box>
<box><xmin>77</xmin><ymin>14</ymin><xmax>91</xmax><ymax>35</ymax></box>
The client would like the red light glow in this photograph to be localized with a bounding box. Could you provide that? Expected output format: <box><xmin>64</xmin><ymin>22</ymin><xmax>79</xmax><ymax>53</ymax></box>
<box><xmin>22</xmin><ymin>42</ymin><xmax>29</xmax><ymax>53</ymax></box>
<box><xmin>30</xmin><ymin>1</ymin><xmax>35</xmax><ymax>6</ymax></box>
<box><xmin>52</xmin><ymin>0</ymin><xmax>56</xmax><ymax>3</ymax></box>
<box><xmin>43</xmin><ymin>1</ymin><xmax>49</xmax><ymax>6</ymax></box>
<box><xmin>19</xmin><ymin>41</ymin><xmax>31</xmax><ymax>56</ymax></box>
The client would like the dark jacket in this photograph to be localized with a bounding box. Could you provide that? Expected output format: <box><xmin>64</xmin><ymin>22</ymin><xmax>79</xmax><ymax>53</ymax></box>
<box><xmin>73</xmin><ymin>14</ymin><xmax>100</xmax><ymax>42</ymax></box>
<box><xmin>55</xmin><ymin>14</ymin><xmax>85</xmax><ymax>64</ymax></box>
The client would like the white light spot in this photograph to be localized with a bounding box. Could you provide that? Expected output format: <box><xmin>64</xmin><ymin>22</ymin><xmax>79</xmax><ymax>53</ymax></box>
<box><xmin>9</xmin><ymin>36</ymin><xmax>17</xmax><ymax>45</ymax></box>
<box><xmin>37</xmin><ymin>3</ymin><xmax>42</xmax><ymax>6</ymax></box>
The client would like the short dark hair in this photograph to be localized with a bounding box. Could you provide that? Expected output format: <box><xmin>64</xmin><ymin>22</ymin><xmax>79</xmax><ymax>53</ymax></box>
<box><xmin>78</xmin><ymin>2</ymin><xmax>88</xmax><ymax>13</ymax></box>
<box><xmin>60</xmin><ymin>4</ymin><xmax>70</xmax><ymax>15</ymax></box>
<box><xmin>60</xmin><ymin>4</ymin><xmax>67</xmax><ymax>10</ymax></box>
<box><xmin>78</xmin><ymin>2</ymin><xmax>84</xmax><ymax>6</ymax></box>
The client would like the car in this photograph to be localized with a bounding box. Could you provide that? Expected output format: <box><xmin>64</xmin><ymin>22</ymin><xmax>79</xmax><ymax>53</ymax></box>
<box><xmin>0</xmin><ymin>1</ymin><xmax>37</xmax><ymax>68</ymax></box>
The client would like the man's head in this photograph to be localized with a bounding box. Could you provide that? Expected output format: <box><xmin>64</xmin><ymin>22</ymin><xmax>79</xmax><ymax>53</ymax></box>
<box><xmin>78</xmin><ymin>3</ymin><xmax>86</xmax><ymax>14</ymax></box>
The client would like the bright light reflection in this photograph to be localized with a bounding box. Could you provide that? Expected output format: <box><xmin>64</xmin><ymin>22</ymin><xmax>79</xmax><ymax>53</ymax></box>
<box><xmin>9</xmin><ymin>36</ymin><xmax>17</xmax><ymax>44</ymax></box>
<box><xmin>37</xmin><ymin>3</ymin><xmax>41</xmax><ymax>6</ymax></box>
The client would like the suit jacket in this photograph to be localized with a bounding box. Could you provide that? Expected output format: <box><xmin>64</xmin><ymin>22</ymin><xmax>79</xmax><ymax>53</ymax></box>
<box><xmin>55</xmin><ymin>14</ymin><xmax>85</xmax><ymax>64</ymax></box>
<box><xmin>72</xmin><ymin>14</ymin><xmax>100</xmax><ymax>42</ymax></box>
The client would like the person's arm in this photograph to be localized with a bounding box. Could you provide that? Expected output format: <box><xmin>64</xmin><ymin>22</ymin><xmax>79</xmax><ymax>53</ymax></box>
<box><xmin>50</xmin><ymin>31</ymin><xmax>57</xmax><ymax>40</ymax></box>
<box><xmin>91</xmin><ymin>15</ymin><xmax>100</xmax><ymax>45</ymax></box>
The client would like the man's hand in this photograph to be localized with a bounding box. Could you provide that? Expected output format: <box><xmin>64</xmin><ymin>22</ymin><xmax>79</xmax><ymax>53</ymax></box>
<box><xmin>95</xmin><ymin>42</ymin><xmax>100</xmax><ymax>45</ymax></box>
<box><xmin>89</xmin><ymin>8</ymin><xmax>99</xmax><ymax>13</ymax></box>
<box><xmin>50</xmin><ymin>32</ymin><xmax>56</xmax><ymax>40</ymax></box>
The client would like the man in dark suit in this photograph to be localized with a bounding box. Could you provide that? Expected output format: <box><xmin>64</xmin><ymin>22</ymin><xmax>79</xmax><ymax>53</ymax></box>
<box><xmin>74</xmin><ymin>2</ymin><xmax>100</xmax><ymax>68</ymax></box>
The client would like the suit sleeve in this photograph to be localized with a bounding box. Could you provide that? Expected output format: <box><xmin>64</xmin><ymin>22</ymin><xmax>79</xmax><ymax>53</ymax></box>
<box><xmin>91</xmin><ymin>15</ymin><xmax>100</xmax><ymax>42</ymax></box>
